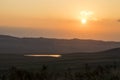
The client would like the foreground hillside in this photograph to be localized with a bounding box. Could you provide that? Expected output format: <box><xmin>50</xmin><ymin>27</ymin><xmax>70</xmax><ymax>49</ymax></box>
<box><xmin>0</xmin><ymin>48</ymin><xmax>120</xmax><ymax>80</ymax></box>
<box><xmin>0</xmin><ymin>35</ymin><xmax>120</xmax><ymax>53</ymax></box>
<box><xmin>0</xmin><ymin>48</ymin><xmax>120</xmax><ymax>71</ymax></box>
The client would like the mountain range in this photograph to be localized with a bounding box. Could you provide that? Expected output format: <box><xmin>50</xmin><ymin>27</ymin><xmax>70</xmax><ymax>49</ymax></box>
<box><xmin>0</xmin><ymin>35</ymin><xmax>120</xmax><ymax>54</ymax></box>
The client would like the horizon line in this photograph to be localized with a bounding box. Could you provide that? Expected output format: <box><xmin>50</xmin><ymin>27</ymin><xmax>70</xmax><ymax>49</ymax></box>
<box><xmin>0</xmin><ymin>34</ymin><xmax>119</xmax><ymax>43</ymax></box>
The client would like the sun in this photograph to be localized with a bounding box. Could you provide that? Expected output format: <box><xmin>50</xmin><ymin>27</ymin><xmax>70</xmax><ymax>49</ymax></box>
<box><xmin>81</xmin><ymin>18</ymin><xmax>87</xmax><ymax>24</ymax></box>
<box><xmin>80</xmin><ymin>11</ymin><xmax>94</xmax><ymax>24</ymax></box>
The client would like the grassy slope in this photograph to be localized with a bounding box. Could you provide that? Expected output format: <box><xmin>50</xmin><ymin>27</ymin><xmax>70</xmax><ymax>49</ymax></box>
<box><xmin>0</xmin><ymin>49</ymin><xmax>120</xmax><ymax>72</ymax></box>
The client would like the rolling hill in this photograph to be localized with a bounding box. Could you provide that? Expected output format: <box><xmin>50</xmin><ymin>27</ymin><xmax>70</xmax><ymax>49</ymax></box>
<box><xmin>0</xmin><ymin>35</ymin><xmax>120</xmax><ymax>54</ymax></box>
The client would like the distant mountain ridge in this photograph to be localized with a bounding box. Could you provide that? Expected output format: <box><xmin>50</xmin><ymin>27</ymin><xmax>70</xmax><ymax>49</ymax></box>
<box><xmin>0</xmin><ymin>35</ymin><xmax>120</xmax><ymax>54</ymax></box>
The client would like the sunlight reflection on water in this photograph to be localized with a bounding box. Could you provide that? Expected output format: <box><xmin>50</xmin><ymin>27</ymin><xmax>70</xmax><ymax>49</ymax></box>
<box><xmin>24</xmin><ymin>54</ymin><xmax>61</xmax><ymax>58</ymax></box>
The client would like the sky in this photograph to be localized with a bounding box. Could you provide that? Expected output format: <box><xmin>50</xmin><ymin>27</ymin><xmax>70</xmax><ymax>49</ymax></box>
<box><xmin>0</xmin><ymin>0</ymin><xmax>120</xmax><ymax>41</ymax></box>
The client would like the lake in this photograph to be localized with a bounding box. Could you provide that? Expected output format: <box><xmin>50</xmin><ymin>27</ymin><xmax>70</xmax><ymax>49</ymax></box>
<box><xmin>24</xmin><ymin>54</ymin><xmax>62</xmax><ymax>58</ymax></box>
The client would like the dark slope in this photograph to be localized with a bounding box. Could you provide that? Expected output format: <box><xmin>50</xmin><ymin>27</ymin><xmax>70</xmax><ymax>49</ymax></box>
<box><xmin>1</xmin><ymin>48</ymin><xmax>120</xmax><ymax>70</ymax></box>
<box><xmin>98</xmin><ymin>48</ymin><xmax>120</xmax><ymax>57</ymax></box>
<box><xmin>66</xmin><ymin>48</ymin><xmax>120</xmax><ymax>59</ymax></box>
<box><xmin>102</xmin><ymin>48</ymin><xmax>120</xmax><ymax>53</ymax></box>
<box><xmin>0</xmin><ymin>35</ymin><xmax>120</xmax><ymax>54</ymax></box>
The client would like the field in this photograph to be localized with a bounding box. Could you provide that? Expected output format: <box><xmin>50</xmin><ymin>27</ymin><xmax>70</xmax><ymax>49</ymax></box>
<box><xmin>0</xmin><ymin>51</ymin><xmax>120</xmax><ymax>72</ymax></box>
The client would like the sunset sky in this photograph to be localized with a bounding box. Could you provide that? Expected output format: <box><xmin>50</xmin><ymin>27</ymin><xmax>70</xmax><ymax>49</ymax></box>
<box><xmin>0</xmin><ymin>0</ymin><xmax>120</xmax><ymax>41</ymax></box>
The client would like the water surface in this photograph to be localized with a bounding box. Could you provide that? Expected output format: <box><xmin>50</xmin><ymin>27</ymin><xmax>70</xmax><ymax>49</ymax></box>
<box><xmin>24</xmin><ymin>54</ymin><xmax>61</xmax><ymax>58</ymax></box>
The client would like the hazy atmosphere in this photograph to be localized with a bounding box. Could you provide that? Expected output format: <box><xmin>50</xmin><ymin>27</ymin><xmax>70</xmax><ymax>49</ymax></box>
<box><xmin>0</xmin><ymin>0</ymin><xmax>120</xmax><ymax>41</ymax></box>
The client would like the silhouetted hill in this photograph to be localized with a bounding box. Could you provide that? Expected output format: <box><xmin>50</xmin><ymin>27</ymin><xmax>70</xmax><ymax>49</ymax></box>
<box><xmin>98</xmin><ymin>48</ymin><xmax>120</xmax><ymax>57</ymax></box>
<box><xmin>0</xmin><ymin>35</ymin><xmax>120</xmax><ymax>54</ymax></box>
<box><xmin>68</xmin><ymin>47</ymin><xmax>120</xmax><ymax>59</ymax></box>
<box><xmin>102</xmin><ymin>48</ymin><xmax>120</xmax><ymax>53</ymax></box>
